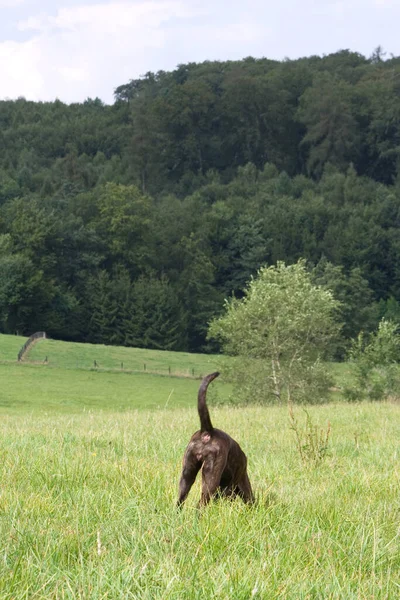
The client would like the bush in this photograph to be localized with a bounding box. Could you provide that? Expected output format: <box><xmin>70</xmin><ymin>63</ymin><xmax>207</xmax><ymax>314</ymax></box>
<box><xmin>209</xmin><ymin>260</ymin><xmax>341</xmax><ymax>404</ymax></box>
<box><xmin>344</xmin><ymin>320</ymin><xmax>400</xmax><ymax>401</ymax></box>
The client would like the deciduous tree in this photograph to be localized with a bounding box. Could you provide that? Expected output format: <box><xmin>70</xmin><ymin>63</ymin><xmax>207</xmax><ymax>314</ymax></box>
<box><xmin>208</xmin><ymin>261</ymin><xmax>340</xmax><ymax>404</ymax></box>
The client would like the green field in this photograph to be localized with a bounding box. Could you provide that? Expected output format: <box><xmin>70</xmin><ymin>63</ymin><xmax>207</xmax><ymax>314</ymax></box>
<box><xmin>25</xmin><ymin>336</ymin><xmax>217</xmax><ymax>378</ymax></box>
<box><xmin>1</xmin><ymin>334</ymin><xmax>226</xmax><ymax>414</ymax></box>
<box><xmin>0</xmin><ymin>333</ymin><xmax>28</xmax><ymax>361</ymax></box>
<box><xmin>1</xmin><ymin>334</ymin><xmax>399</xmax><ymax>598</ymax></box>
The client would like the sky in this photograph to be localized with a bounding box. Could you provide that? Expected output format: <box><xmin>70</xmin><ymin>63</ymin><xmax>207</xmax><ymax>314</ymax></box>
<box><xmin>0</xmin><ymin>0</ymin><xmax>399</xmax><ymax>104</ymax></box>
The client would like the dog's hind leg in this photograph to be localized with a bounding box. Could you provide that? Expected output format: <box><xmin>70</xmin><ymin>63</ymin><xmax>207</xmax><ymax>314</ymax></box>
<box><xmin>237</xmin><ymin>472</ymin><xmax>255</xmax><ymax>504</ymax></box>
<box><xmin>199</xmin><ymin>454</ymin><xmax>227</xmax><ymax>506</ymax></box>
<box><xmin>177</xmin><ymin>458</ymin><xmax>201</xmax><ymax>508</ymax></box>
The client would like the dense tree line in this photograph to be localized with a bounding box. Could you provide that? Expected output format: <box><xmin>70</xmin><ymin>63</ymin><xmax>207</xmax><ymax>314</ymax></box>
<box><xmin>1</xmin><ymin>49</ymin><xmax>400</xmax><ymax>353</ymax></box>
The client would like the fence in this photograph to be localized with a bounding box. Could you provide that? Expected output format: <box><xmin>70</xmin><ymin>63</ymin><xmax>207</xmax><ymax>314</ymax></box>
<box><xmin>17</xmin><ymin>332</ymin><xmax>47</xmax><ymax>362</ymax></box>
<box><xmin>91</xmin><ymin>361</ymin><xmax>202</xmax><ymax>378</ymax></box>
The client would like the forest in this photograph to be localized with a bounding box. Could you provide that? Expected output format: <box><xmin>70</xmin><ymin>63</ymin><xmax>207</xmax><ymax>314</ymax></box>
<box><xmin>1</xmin><ymin>47</ymin><xmax>400</xmax><ymax>354</ymax></box>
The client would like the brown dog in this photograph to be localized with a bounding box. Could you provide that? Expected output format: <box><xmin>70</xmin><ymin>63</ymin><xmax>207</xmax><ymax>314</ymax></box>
<box><xmin>177</xmin><ymin>372</ymin><xmax>254</xmax><ymax>507</ymax></box>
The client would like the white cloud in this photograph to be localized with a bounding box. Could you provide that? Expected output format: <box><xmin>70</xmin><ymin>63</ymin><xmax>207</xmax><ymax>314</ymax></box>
<box><xmin>0</xmin><ymin>0</ymin><xmax>26</xmax><ymax>6</ymax></box>
<box><xmin>1</xmin><ymin>0</ymin><xmax>399</xmax><ymax>103</ymax></box>
<box><xmin>0</xmin><ymin>39</ymin><xmax>44</xmax><ymax>100</ymax></box>
<box><xmin>18</xmin><ymin>1</ymin><xmax>194</xmax><ymax>34</ymax></box>
<box><xmin>0</xmin><ymin>1</ymin><xmax>204</xmax><ymax>103</ymax></box>
<box><xmin>212</xmin><ymin>22</ymin><xmax>267</xmax><ymax>44</ymax></box>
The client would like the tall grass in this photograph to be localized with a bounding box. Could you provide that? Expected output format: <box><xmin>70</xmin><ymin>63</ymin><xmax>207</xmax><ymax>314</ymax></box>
<box><xmin>1</xmin><ymin>402</ymin><xmax>400</xmax><ymax>598</ymax></box>
<box><xmin>1</xmin><ymin>334</ymin><xmax>399</xmax><ymax>596</ymax></box>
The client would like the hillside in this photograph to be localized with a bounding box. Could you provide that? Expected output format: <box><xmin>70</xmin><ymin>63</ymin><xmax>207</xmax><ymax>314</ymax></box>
<box><xmin>1</xmin><ymin>50</ymin><xmax>400</xmax><ymax>353</ymax></box>
<box><xmin>25</xmin><ymin>336</ymin><xmax>217</xmax><ymax>377</ymax></box>
<box><xmin>0</xmin><ymin>334</ymin><xmax>226</xmax><ymax>413</ymax></box>
<box><xmin>0</xmin><ymin>333</ymin><xmax>28</xmax><ymax>361</ymax></box>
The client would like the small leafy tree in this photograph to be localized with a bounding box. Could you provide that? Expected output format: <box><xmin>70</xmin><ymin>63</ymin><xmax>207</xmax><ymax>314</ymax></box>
<box><xmin>344</xmin><ymin>319</ymin><xmax>400</xmax><ymax>401</ymax></box>
<box><xmin>208</xmin><ymin>260</ymin><xmax>341</xmax><ymax>404</ymax></box>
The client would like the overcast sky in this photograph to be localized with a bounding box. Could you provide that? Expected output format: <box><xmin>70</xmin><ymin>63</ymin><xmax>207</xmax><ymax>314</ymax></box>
<box><xmin>0</xmin><ymin>0</ymin><xmax>398</xmax><ymax>104</ymax></box>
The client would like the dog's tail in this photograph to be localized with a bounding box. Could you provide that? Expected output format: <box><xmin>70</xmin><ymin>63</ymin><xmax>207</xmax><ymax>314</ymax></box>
<box><xmin>198</xmin><ymin>372</ymin><xmax>220</xmax><ymax>432</ymax></box>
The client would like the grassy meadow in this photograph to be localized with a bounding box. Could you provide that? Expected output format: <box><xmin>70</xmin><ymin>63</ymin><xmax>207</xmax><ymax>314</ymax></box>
<box><xmin>0</xmin><ymin>333</ymin><xmax>29</xmax><ymax>361</ymax></box>
<box><xmin>0</xmin><ymin>362</ymin><xmax>226</xmax><ymax>413</ymax></box>
<box><xmin>0</xmin><ymin>334</ymin><xmax>399</xmax><ymax>598</ymax></box>
<box><xmin>25</xmin><ymin>336</ymin><xmax>216</xmax><ymax>377</ymax></box>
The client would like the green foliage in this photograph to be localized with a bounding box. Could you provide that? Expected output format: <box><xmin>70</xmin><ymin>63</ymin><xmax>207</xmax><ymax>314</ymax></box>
<box><xmin>209</xmin><ymin>260</ymin><xmax>340</xmax><ymax>404</ymax></box>
<box><xmin>312</xmin><ymin>258</ymin><xmax>378</xmax><ymax>354</ymax></box>
<box><xmin>86</xmin><ymin>270</ymin><xmax>119</xmax><ymax>345</ymax></box>
<box><xmin>297</xmin><ymin>73</ymin><xmax>360</xmax><ymax>176</ymax></box>
<box><xmin>130</xmin><ymin>274</ymin><xmax>187</xmax><ymax>351</ymax></box>
<box><xmin>344</xmin><ymin>319</ymin><xmax>400</xmax><ymax>401</ymax></box>
<box><xmin>0</xmin><ymin>169</ymin><xmax>19</xmax><ymax>202</ymax></box>
<box><xmin>0</xmin><ymin>234</ymin><xmax>45</xmax><ymax>333</ymax></box>
<box><xmin>95</xmin><ymin>182</ymin><xmax>152</xmax><ymax>272</ymax></box>
<box><xmin>1</xmin><ymin>52</ymin><xmax>400</xmax><ymax>351</ymax></box>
